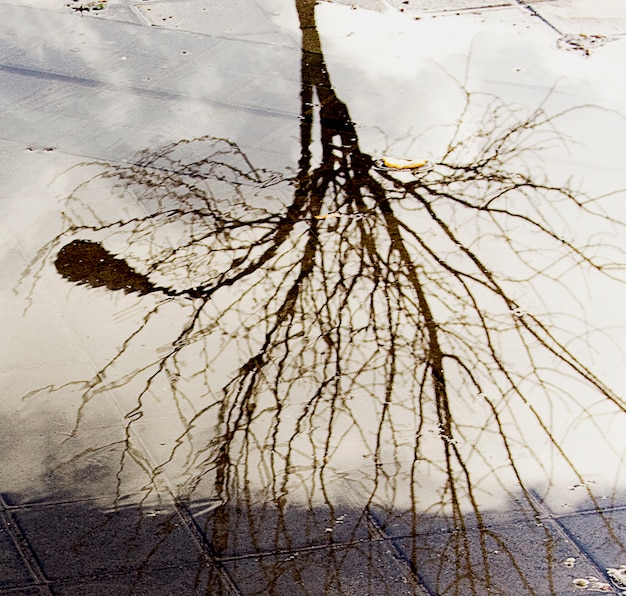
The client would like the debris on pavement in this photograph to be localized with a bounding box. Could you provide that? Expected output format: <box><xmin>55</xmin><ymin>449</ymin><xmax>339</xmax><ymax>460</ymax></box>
<box><xmin>607</xmin><ymin>566</ymin><xmax>626</xmax><ymax>591</ymax></box>
<box><xmin>313</xmin><ymin>211</ymin><xmax>368</xmax><ymax>220</ymax></box>
<box><xmin>572</xmin><ymin>576</ymin><xmax>615</xmax><ymax>592</ymax></box>
<box><xmin>68</xmin><ymin>0</ymin><xmax>107</xmax><ymax>12</ymax></box>
<box><xmin>568</xmin><ymin>479</ymin><xmax>596</xmax><ymax>490</ymax></box>
<box><xmin>373</xmin><ymin>157</ymin><xmax>434</xmax><ymax>172</ymax></box>
<box><xmin>557</xmin><ymin>34</ymin><xmax>615</xmax><ymax>57</ymax></box>
<box><xmin>314</xmin><ymin>212</ymin><xmax>343</xmax><ymax>220</ymax></box>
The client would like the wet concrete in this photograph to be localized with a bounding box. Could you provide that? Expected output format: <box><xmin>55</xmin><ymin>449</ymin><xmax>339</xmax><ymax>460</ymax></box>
<box><xmin>2</xmin><ymin>1</ymin><xmax>626</xmax><ymax>594</ymax></box>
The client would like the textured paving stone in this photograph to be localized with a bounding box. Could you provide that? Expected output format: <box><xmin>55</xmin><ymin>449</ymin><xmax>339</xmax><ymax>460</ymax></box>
<box><xmin>555</xmin><ymin>508</ymin><xmax>626</xmax><ymax>571</ymax></box>
<box><xmin>48</xmin><ymin>565</ymin><xmax>232</xmax><ymax>596</ymax></box>
<box><xmin>392</xmin><ymin>519</ymin><xmax>604</xmax><ymax>596</ymax></box>
<box><xmin>531</xmin><ymin>482</ymin><xmax>626</xmax><ymax>516</ymax></box>
<box><xmin>0</xmin><ymin>589</ymin><xmax>49</xmax><ymax>595</ymax></box>
<box><xmin>384</xmin><ymin>0</ymin><xmax>516</xmax><ymax>12</ymax></box>
<box><xmin>193</xmin><ymin>499</ymin><xmax>380</xmax><ymax>558</ymax></box>
<box><xmin>324</xmin><ymin>0</ymin><xmax>389</xmax><ymax>11</ymax></box>
<box><xmin>135</xmin><ymin>0</ymin><xmax>300</xmax><ymax>47</ymax></box>
<box><xmin>12</xmin><ymin>503</ymin><xmax>204</xmax><ymax>582</ymax></box>
<box><xmin>0</xmin><ymin>522</ymin><xmax>35</xmax><ymax>590</ymax></box>
<box><xmin>366</xmin><ymin>498</ymin><xmax>548</xmax><ymax>537</ymax></box>
<box><xmin>223</xmin><ymin>540</ymin><xmax>425</xmax><ymax>595</ymax></box>
<box><xmin>0</xmin><ymin>4</ymin><xmax>301</xmax><ymax>165</ymax></box>
<box><xmin>530</xmin><ymin>0</ymin><xmax>626</xmax><ymax>35</ymax></box>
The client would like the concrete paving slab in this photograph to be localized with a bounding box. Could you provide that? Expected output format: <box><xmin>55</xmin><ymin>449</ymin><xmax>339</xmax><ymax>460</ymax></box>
<box><xmin>555</xmin><ymin>508</ymin><xmax>626</xmax><ymax>572</ymax></box>
<box><xmin>194</xmin><ymin>499</ymin><xmax>380</xmax><ymax>559</ymax></box>
<box><xmin>135</xmin><ymin>0</ymin><xmax>298</xmax><ymax>47</ymax></box>
<box><xmin>324</xmin><ymin>0</ymin><xmax>389</xmax><ymax>12</ymax></box>
<box><xmin>0</xmin><ymin>4</ymin><xmax>301</xmax><ymax>164</ymax></box>
<box><xmin>11</xmin><ymin>503</ymin><xmax>203</xmax><ymax>581</ymax></box>
<box><xmin>392</xmin><ymin>519</ymin><xmax>605</xmax><ymax>596</ymax></box>
<box><xmin>366</xmin><ymin>497</ymin><xmax>548</xmax><ymax>536</ymax></box>
<box><xmin>48</xmin><ymin>564</ymin><xmax>229</xmax><ymax>596</ymax></box>
<box><xmin>223</xmin><ymin>540</ymin><xmax>425</xmax><ymax>595</ymax></box>
<box><xmin>0</xmin><ymin>524</ymin><xmax>34</xmax><ymax>590</ymax></box>
<box><xmin>0</xmin><ymin>427</ymin><xmax>151</xmax><ymax>507</ymax></box>
<box><xmin>184</xmin><ymin>473</ymin><xmax>384</xmax><ymax>559</ymax></box>
<box><xmin>532</xmin><ymin>481</ymin><xmax>626</xmax><ymax>516</ymax></box>
<box><xmin>0</xmin><ymin>368</ymin><xmax>140</xmax><ymax>507</ymax></box>
<box><xmin>384</xmin><ymin>0</ymin><xmax>516</xmax><ymax>12</ymax></box>
<box><xmin>531</xmin><ymin>0</ymin><xmax>626</xmax><ymax>36</ymax></box>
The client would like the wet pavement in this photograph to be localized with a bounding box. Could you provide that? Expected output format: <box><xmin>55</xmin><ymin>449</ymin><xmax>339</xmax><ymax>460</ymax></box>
<box><xmin>2</xmin><ymin>0</ymin><xmax>626</xmax><ymax>594</ymax></box>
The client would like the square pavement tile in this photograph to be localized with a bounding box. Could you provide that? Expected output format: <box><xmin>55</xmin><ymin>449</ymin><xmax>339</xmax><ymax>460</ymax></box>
<box><xmin>0</xmin><ymin>589</ymin><xmax>48</xmax><ymax>595</ymax></box>
<box><xmin>11</xmin><ymin>502</ymin><xmax>205</xmax><ymax>582</ymax></box>
<box><xmin>392</xmin><ymin>519</ymin><xmax>603</xmax><ymax>596</ymax></box>
<box><xmin>193</xmin><ymin>499</ymin><xmax>380</xmax><ymax>558</ymax></box>
<box><xmin>555</xmin><ymin>508</ymin><xmax>626</xmax><ymax>571</ymax></box>
<box><xmin>531</xmin><ymin>482</ymin><xmax>626</xmax><ymax>516</ymax></box>
<box><xmin>383</xmin><ymin>0</ymin><xmax>515</xmax><ymax>12</ymax></box>
<box><xmin>135</xmin><ymin>0</ymin><xmax>298</xmax><ymax>48</ymax></box>
<box><xmin>0</xmin><ymin>521</ymin><xmax>35</xmax><ymax>589</ymax></box>
<box><xmin>49</xmin><ymin>564</ymin><xmax>233</xmax><ymax>596</ymax></box>
<box><xmin>530</xmin><ymin>0</ymin><xmax>626</xmax><ymax>36</ymax></box>
<box><xmin>367</xmin><ymin>497</ymin><xmax>547</xmax><ymax>537</ymax></box>
<box><xmin>325</xmin><ymin>0</ymin><xmax>390</xmax><ymax>11</ymax></box>
<box><xmin>0</xmin><ymin>416</ymin><xmax>156</xmax><ymax>507</ymax></box>
<box><xmin>223</xmin><ymin>540</ymin><xmax>425</xmax><ymax>596</ymax></box>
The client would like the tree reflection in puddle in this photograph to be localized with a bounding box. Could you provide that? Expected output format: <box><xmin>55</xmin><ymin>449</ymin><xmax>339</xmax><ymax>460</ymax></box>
<box><xmin>18</xmin><ymin>0</ymin><xmax>626</xmax><ymax>594</ymax></box>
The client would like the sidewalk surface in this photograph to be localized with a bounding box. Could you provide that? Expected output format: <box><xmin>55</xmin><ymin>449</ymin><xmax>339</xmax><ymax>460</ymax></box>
<box><xmin>2</xmin><ymin>1</ymin><xmax>626</xmax><ymax>594</ymax></box>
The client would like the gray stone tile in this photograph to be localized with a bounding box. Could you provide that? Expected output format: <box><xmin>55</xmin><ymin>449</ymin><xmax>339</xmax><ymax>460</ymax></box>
<box><xmin>0</xmin><ymin>589</ymin><xmax>48</xmax><ymax>595</ymax></box>
<box><xmin>530</xmin><ymin>0</ymin><xmax>626</xmax><ymax>36</ymax></box>
<box><xmin>224</xmin><ymin>540</ymin><xmax>425</xmax><ymax>595</ymax></box>
<box><xmin>0</xmin><ymin>406</ymin><xmax>152</xmax><ymax>506</ymax></box>
<box><xmin>49</xmin><ymin>564</ymin><xmax>232</xmax><ymax>596</ymax></box>
<box><xmin>325</xmin><ymin>0</ymin><xmax>389</xmax><ymax>11</ymax></box>
<box><xmin>383</xmin><ymin>0</ymin><xmax>515</xmax><ymax>12</ymax></box>
<box><xmin>340</xmin><ymin>469</ymin><xmax>551</xmax><ymax>536</ymax></box>
<box><xmin>0</xmin><ymin>5</ymin><xmax>302</xmax><ymax>164</ymax></box>
<box><xmin>531</xmin><ymin>483</ymin><xmax>626</xmax><ymax>516</ymax></box>
<box><xmin>0</xmin><ymin>69</ymin><xmax>51</xmax><ymax>108</ymax></box>
<box><xmin>12</xmin><ymin>503</ymin><xmax>204</xmax><ymax>582</ymax></box>
<box><xmin>135</xmin><ymin>0</ymin><xmax>299</xmax><ymax>48</ymax></box>
<box><xmin>367</xmin><ymin>497</ymin><xmax>547</xmax><ymax>537</ymax></box>
<box><xmin>0</xmin><ymin>522</ymin><xmax>35</xmax><ymax>589</ymax></box>
<box><xmin>555</xmin><ymin>508</ymin><xmax>626</xmax><ymax>570</ymax></box>
<box><xmin>193</xmin><ymin>499</ymin><xmax>379</xmax><ymax>558</ymax></box>
<box><xmin>392</xmin><ymin>519</ymin><xmax>602</xmax><ymax>596</ymax></box>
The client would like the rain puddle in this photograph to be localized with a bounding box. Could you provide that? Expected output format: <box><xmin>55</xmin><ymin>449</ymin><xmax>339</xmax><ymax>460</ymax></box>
<box><xmin>2</xmin><ymin>0</ymin><xmax>626</xmax><ymax>594</ymax></box>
